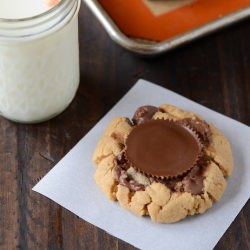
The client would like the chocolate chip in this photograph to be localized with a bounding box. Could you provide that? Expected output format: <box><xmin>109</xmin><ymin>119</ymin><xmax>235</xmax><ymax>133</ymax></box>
<box><xmin>132</xmin><ymin>105</ymin><xmax>159</xmax><ymax>125</ymax></box>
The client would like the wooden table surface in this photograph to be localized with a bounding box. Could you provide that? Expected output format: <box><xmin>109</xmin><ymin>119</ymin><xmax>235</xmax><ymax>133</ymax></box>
<box><xmin>1</xmin><ymin>4</ymin><xmax>250</xmax><ymax>250</ymax></box>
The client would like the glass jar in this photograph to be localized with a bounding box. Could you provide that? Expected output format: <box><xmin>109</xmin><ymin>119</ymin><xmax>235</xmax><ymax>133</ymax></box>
<box><xmin>0</xmin><ymin>0</ymin><xmax>81</xmax><ymax>123</ymax></box>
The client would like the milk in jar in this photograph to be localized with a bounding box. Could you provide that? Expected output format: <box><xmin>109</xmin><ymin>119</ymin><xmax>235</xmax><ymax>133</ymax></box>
<box><xmin>0</xmin><ymin>0</ymin><xmax>81</xmax><ymax>123</ymax></box>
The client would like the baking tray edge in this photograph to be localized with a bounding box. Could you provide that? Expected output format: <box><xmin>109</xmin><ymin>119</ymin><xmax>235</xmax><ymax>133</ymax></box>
<box><xmin>83</xmin><ymin>0</ymin><xmax>250</xmax><ymax>56</ymax></box>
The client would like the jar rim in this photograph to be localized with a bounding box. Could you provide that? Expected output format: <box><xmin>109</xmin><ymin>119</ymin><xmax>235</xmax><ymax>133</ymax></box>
<box><xmin>0</xmin><ymin>0</ymin><xmax>80</xmax><ymax>41</ymax></box>
<box><xmin>0</xmin><ymin>0</ymin><xmax>68</xmax><ymax>23</ymax></box>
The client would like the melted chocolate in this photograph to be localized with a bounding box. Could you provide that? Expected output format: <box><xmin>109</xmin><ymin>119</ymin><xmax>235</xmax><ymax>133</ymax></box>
<box><xmin>182</xmin><ymin>166</ymin><xmax>205</xmax><ymax>195</ymax></box>
<box><xmin>113</xmin><ymin>164</ymin><xmax>145</xmax><ymax>191</ymax></box>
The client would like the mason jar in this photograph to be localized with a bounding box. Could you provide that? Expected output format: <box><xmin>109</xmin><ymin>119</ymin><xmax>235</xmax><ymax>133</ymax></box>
<box><xmin>0</xmin><ymin>0</ymin><xmax>81</xmax><ymax>123</ymax></box>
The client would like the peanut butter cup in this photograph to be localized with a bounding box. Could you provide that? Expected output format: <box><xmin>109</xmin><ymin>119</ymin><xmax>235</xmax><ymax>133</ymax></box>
<box><xmin>125</xmin><ymin>119</ymin><xmax>202</xmax><ymax>179</ymax></box>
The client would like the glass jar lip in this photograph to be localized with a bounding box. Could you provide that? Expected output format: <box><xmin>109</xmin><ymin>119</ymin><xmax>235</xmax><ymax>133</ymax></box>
<box><xmin>0</xmin><ymin>0</ymin><xmax>80</xmax><ymax>41</ymax></box>
<box><xmin>0</xmin><ymin>0</ymin><xmax>68</xmax><ymax>23</ymax></box>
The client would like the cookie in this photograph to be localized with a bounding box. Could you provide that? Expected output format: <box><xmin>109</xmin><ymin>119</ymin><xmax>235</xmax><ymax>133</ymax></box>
<box><xmin>93</xmin><ymin>104</ymin><xmax>233</xmax><ymax>223</ymax></box>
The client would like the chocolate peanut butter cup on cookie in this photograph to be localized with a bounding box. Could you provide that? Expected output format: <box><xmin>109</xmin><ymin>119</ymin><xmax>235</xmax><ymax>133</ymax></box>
<box><xmin>93</xmin><ymin>104</ymin><xmax>233</xmax><ymax>223</ymax></box>
<box><xmin>125</xmin><ymin>119</ymin><xmax>202</xmax><ymax>179</ymax></box>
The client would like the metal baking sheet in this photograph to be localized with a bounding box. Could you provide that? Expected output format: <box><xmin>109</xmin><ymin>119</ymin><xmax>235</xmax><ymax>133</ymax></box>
<box><xmin>83</xmin><ymin>0</ymin><xmax>250</xmax><ymax>56</ymax></box>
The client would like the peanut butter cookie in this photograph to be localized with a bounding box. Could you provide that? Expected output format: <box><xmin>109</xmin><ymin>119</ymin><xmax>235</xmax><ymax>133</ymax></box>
<box><xmin>93</xmin><ymin>104</ymin><xmax>233</xmax><ymax>223</ymax></box>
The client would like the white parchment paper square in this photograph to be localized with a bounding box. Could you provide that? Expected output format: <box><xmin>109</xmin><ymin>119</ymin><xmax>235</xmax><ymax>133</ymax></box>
<box><xmin>33</xmin><ymin>79</ymin><xmax>250</xmax><ymax>250</ymax></box>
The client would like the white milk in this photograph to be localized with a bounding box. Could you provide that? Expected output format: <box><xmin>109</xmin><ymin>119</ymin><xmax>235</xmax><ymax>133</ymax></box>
<box><xmin>0</xmin><ymin>0</ymin><xmax>81</xmax><ymax>123</ymax></box>
<box><xmin>0</xmin><ymin>0</ymin><xmax>60</xmax><ymax>19</ymax></box>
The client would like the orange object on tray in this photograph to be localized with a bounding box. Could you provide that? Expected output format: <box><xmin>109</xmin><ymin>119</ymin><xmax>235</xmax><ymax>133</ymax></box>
<box><xmin>98</xmin><ymin>0</ymin><xmax>250</xmax><ymax>41</ymax></box>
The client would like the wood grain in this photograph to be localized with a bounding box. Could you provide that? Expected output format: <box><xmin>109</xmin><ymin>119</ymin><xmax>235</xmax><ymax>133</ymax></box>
<box><xmin>0</xmin><ymin>4</ymin><xmax>249</xmax><ymax>250</ymax></box>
